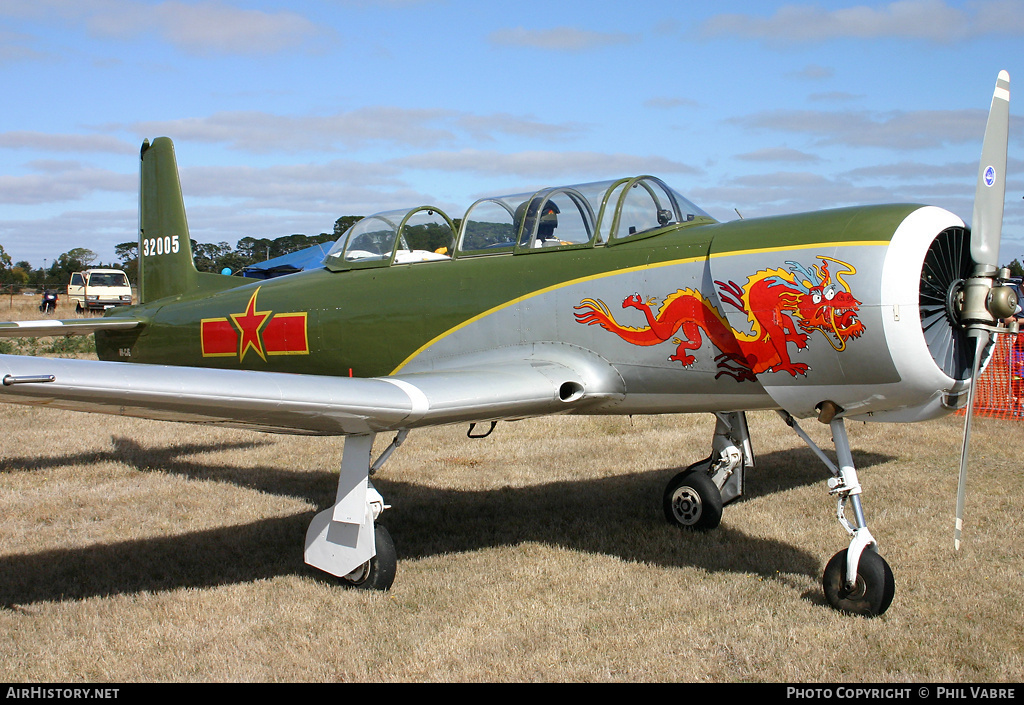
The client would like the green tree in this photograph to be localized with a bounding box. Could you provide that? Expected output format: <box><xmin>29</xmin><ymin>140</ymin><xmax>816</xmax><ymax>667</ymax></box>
<box><xmin>8</xmin><ymin>266</ymin><xmax>29</xmax><ymax>287</ymax></box>
<box><xmin>53</xmin><ymin>248</ymin><xmax>97</xmax><ymax>278</ymax></box>
<box><xmin>216</xmin><ymin>250</ymin><xmax>249</xmax><ymax>274</ymax></box>
<box><xmin>10</xmin><ymin>260</ymin><xmax>33</xmax><ymax>288</ymax></box>
<box><xmin>115</xmin><ymin>242</ymin><xmax>138</xmax><ymax>283</ymax></box>
<box><xmin>0</xmin><ymin>245</ymin><xmax>13</xmax><ymax>289</ymax></box>
<box><xmin>114</xmin><ymin>242</ymin><xmax>137</xmax><ymax>263</ymax></box>
<box><xmin>1004</xmin><ymin>258</ymin><xmax>1024</xmax><ymax>278</ymax></box>
<box><xmin>193</xmin><ymin>241</ymin><xmax>233</xmax><ymax>272</ymax></box>
<box><xmin>334</xmin><ymin>216</ymin><xmax>362</xmax><ymax>238</ymax></box>
<box><xmin>236</xmin><ymin>236</ymin><xmax>273</xmax><ymax>263</ymax></box>
<box><xmin>269</xmin><ymin>234</ymin><xmax>308</xmax><ymax>258</ymax></box>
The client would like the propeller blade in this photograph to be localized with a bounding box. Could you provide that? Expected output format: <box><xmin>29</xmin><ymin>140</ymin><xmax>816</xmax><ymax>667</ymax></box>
<box><xmin>970</xmin><ymin>70</ymin><xmax>1010</xmax><ymax>269</ymax></box>
<box><xmin>955</xmin><ymin>71</ymin><xmax>1011</xmax><ymax>551</ymax></box>
<box><xmin>955</xmin><ymin>332</ymin><xmax>988</xmax><ymax>550</ymax></box>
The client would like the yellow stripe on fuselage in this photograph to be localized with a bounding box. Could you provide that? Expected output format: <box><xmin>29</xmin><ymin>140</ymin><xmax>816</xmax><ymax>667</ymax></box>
<box><xmin>389</xmin><ymin>240</ymin><xmax>888</xmax><ymax>374</ymax></box>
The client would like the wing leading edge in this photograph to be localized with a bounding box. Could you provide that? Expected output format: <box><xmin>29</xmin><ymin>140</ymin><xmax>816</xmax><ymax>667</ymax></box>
<box><xmin>0</xmin><ymin>318</ymin><xmax>140</xmax><ymax>337</ymax></box>
<box><xmin>0</xmin><ymin>346</ymin><xmax>624</xmax><ymax>435</ymax></box>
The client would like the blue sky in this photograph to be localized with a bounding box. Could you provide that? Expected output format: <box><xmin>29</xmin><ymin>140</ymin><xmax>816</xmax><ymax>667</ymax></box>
<box><xmin>0</xmin><ymin>0</ymin><xmax>1022</xmax><ymax>268</ymax></box>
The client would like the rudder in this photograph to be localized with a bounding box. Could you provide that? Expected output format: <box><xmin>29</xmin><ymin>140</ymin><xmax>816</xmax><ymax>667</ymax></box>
<box><xmin>138</xmin><ymin>137</ymin><xmax>236</xmax><ymax>304</ymax></box>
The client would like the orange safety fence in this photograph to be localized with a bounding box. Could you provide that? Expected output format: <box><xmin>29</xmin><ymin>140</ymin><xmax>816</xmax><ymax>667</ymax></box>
<box><xmin>957</xmin><ymin>332</ymin><xmax>1024</xmax><ymax>419</ymax></box>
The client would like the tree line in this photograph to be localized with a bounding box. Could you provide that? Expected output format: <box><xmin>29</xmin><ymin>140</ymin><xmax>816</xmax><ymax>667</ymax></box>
<box><xmin>0</xmin><ymin>216</ymin><xmax>362</xmax><ymax>291</ymax></box>
<box><xmin>1</xmin><ymin>215</ymin><xmax>1023</xmax><ymax>291</ymax></box>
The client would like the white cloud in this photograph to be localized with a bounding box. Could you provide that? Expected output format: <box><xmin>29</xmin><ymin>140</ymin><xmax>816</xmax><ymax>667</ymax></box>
<box><xmin>456</xmin><ymin>114</ymin><xmax>585</xmax><ymax>142</ymax></box>
<box><xmin>643</xmin><ymin>97</ymin><xmax>700</xmax><ymax>110</ymax></box>
<box><xmin>179</xmin><ymin>161</ymin><xmax>407</xmax><ymax>209</ymax></box>
<box><xmin>0</xmin><ymin>0</ymin><xmax>326</xmax><ymax>55</ymax></box>
<box><xmin>0</xmin><ymin>165</ymin><xmax>132</xmax><ymax>205</ymax></box>
<box><xmin>808</xmin><ymin>91</ymin><xmax>865</xmax><ymax>103</ymax></box>
<box><xmin>135</xmin><ymin>109</ymin><xmax>458</xmax><ymax>152</ymax></box>
<box><xmin>392</xmin><ymin>149</ymin><xmax>701</xmax><ymax>179</ymax></box>
<box><xmin>489</xmin><ymin>26</ymin><xmax>640</xmax><ymax>52</ymax></box>
<box><xmin>730</xmin><ymin>108</ymin><xmax>992</xmax><ymax>150</ymax></box>
<box><xmin>700</xmin><ymin>0</ymin><xmax>1024</xmax><ymax>44</ymax></box>
<box><xmin>0</xmin><ymin>131</ymin><xmax>136</xmax><ymax>154</ymax></box>
<box><xmin>842</xmin><ymin>159</ymin><xmax>976</xmax><ymax>181</ymax></box>
<box><xmin>693</xmin><ymin>170</ymin><xmax>920</xmax><ymax>220</ymax></box>
<box><xmin>790</xmin><ymin>64</ymin><xmax>834</xmax><ymax>80</ymax></box>
<box><xmin>133</xmin><ymin>109</ymin><xmax>583</xmax><ymax>153</ymax></box>
<box><xmin>736</xmin><ymin>147</ymin><xmax>821</xmax><ymax>163</ymax></box>
<box><xmin>0</xmin><ymin>29</ymin><xmax>48</xmax><ymax>65</ymax></box>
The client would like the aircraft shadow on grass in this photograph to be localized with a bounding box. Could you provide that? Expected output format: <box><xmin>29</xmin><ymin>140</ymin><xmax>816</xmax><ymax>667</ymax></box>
<box><xmin>0</xmin><ymin>438</ymin><xmax>893</xmax><ymax>608</ymax></box>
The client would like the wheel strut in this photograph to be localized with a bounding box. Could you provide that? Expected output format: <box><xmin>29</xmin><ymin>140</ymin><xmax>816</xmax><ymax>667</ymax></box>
<box><xmin>662</xmin><ymin>411</ymin><xmax>752</xmax><ymax>530</ymax></box>
<box><xmin>777</xmin><ymin>410</ymin><xmax>895</xmax><ymax>616</ymax></box>
<box><xmin>304</xmin><ymin>432</ymin><xmax>401</xmax><ymax>590</ymax></box>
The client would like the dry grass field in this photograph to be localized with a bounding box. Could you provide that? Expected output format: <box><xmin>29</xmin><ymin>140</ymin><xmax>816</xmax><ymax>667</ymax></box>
<box><xmin>0</xmin><ymin>295</ymin><xmax>1021</xmax><ymax>682</ymax></box>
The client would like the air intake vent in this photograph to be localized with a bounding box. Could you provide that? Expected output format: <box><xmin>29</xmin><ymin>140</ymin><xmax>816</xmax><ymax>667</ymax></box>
<box><xmin>919</xmin><ymin>226</ymin><xmax>973</xmax><ymax>380</ymax></box>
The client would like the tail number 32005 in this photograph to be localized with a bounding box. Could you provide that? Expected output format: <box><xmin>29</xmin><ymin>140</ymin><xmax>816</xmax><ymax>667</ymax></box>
<box><xmin>143</xmin><ymin>235</ymin><xmax>180</xmax><ymax>257</ymax></box>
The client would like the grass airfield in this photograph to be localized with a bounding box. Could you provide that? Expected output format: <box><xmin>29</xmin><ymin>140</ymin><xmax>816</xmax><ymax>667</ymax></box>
<box><xmin>0</xmin><ymin>296</ymin><xmax>1021</xmax><ymax>682</ymax></box>
<box><xmin>1</xmin><ymin>404</ymin><xmax>1021</xmax><ymax>682</ymax></box>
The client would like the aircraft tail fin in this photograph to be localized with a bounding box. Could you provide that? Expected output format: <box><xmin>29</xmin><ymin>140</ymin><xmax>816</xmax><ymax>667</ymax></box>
<box><xmin>138</xmin><ymin>137</ymin><xmax>236</xmax><ymax>304</ymax></box>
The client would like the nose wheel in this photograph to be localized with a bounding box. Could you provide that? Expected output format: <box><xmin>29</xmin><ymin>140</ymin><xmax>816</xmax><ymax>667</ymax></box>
<box><xmin>823</xmin><ymin>549</ymin><xmax>895</xmax><ymax>617</ymax></box>
<box><xmin>778</xmin><ymin>410</ymin><xmax>897</xmax><ymax>617</ymax></box>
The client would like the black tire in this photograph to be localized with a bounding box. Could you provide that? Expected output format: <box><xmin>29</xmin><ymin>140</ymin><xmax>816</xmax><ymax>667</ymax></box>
<box><xmin>822</xmin><ymin>549</ymin><xmax>895</xmax><ymax>617</ymax></box>
<box><xmin>341</xmin><ymin>524</ymin><xmax>397</xmax><ymax>591</ymax></box>
<box><xmin>663</xmin><ymin>468</ymin><xmax>723</xmax><ymax>531</ymax></box>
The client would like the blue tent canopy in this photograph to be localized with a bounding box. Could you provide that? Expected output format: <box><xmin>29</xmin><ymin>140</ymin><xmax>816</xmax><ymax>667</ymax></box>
<box><xmin>241</xmin><ymin>243</ymin><xmax>331</xmax><ymax>279</ymax></box>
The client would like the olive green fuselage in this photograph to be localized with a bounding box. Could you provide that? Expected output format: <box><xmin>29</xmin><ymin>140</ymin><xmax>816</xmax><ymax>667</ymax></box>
<box><xmin>96</xmin><ymin>204</ymin><xmax>917</xmax><ymax>388</ymax></box>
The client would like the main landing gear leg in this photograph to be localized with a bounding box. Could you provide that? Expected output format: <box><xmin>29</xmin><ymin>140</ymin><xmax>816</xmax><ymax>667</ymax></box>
<box><xmin>663</xmin><ymin>411</ymin><xmax>752</xmax><ymax>531</ymax></box>
<box><xmin>304</xmin><ymin>432</ymin><xmax>401</xmax><ymax>590</ymax></box>
<box><xmin>778</xmin><ymin>411</ymin><xmax>895</xmax><ymax>617</ymax></box>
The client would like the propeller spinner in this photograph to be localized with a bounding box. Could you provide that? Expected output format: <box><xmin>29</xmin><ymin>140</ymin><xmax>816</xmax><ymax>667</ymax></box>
<box><xmin>953</xmin><ymin>70</ymin><xmax>1016</xmax><ymax>550</ymax></box>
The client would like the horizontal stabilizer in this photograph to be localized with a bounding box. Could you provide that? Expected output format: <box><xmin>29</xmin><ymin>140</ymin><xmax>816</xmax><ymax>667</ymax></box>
<box><xmin>0</xmin><ymin>318</ymin><xmax>140</xmax><ymax>338</ymax></box>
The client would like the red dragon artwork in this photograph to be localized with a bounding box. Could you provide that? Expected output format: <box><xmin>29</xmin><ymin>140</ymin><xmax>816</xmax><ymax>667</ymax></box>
<box><xmin>573</xmin><ymin>256</ymin><xmax>865</xmax><ymax>382</ymax></box>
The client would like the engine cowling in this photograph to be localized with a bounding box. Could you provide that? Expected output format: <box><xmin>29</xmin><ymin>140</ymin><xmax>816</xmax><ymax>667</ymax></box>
<box><xmin>708</xmin><ymin>204</ymin><xmax>972</xmax><ymax>422</ymax></box>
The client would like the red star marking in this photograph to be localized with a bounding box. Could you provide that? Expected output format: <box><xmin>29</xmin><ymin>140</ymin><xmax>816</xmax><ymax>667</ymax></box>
<box><xmin>230</xmin><ymin>289</ymin><xmax>271</xmax><ymax>362</ymax></box>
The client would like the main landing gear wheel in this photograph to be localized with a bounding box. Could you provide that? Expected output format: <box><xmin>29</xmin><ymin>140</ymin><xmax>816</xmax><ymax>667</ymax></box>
<box><xmin>341</xmin><ymin>524</ymin><xmax>397</xmax><ymax>591</ymax></box>
<box><xmin>663</xmin><ymin>468</ymin><xmax>723</xmax><ymax>531</ymax></box>
<box><xmin>822</xmin><ymin>549</ymin><xmax>895</xmax><ymax>617</ymax></box>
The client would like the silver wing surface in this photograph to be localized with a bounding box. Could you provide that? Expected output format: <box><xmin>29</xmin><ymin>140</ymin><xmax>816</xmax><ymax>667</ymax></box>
<box><xmin>0</xmin><ymin>319</ymin><xmax>140</xmax><ymax>337</ymax></box>
<box><xmin>0</xmin><ymin>346</ymin><xmax>624</xmax><ymax>435</ymax></box>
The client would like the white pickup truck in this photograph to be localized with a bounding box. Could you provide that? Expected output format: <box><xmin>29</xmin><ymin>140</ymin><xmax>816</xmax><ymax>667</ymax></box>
<box><xmin>67</xmin><ymin>269</ymin><xmax>134</xmax><ymax>312</ymax></box>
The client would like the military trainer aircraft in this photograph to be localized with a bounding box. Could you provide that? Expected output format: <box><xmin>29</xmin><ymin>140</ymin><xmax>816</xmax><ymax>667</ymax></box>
<box><xmin>0</xmin><ymin>72</ymin><xmax>1014</xmax><ymax>617</ymax></box>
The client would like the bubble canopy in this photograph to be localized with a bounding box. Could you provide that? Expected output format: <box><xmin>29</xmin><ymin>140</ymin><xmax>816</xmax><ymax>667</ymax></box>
<box><xmin>323</xmin><ymin>176</ymin><xmax>714</xmax><ymax>271</ymax></box>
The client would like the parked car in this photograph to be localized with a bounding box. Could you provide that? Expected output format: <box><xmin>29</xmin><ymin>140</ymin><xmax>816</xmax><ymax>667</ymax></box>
<box><xmin>67</xmin><ymin>269</ymin><xmax>133</xmax><ymax>312</ymax></box>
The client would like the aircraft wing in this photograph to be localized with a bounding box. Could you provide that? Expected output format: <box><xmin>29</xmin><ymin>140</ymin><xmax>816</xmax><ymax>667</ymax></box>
<box><xmin>0</xmin><ymin>347</ymin><xmax>624</xmax><ymax>436</ymax></box>
<box><xmin>0</xmin><ymin>318</ymin><xmax>140</xmax><ymax>337</ymax></box>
